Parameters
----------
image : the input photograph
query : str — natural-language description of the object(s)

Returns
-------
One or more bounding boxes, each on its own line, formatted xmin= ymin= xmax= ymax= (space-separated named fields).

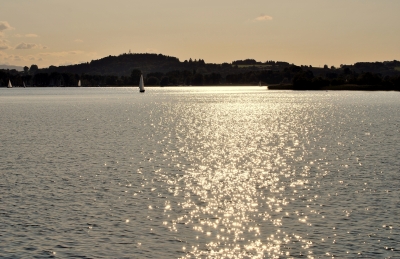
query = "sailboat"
xmin=139 ymin=74 xmax=145 ymax=93
xmin=7 ymin=80 xmax=12 ymax=88
xmin=78 ymin=80 xmax=81 ymax=87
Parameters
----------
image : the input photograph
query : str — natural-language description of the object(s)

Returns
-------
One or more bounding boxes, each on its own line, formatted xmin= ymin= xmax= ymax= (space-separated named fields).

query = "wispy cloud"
xmin=2 ymin=49 xmax=97 ymax=66
xmin=0 ymin=51 xmax=10 ymax=61
xmin=15 ymin=42 xmax=47 ymax=49
xmin=0 ymin=52 xmax=42 ymax=63
xmin=16 ymin=42 xmax=38 ymax=49
xmin=0 ymin=39 xmax=10 ymax=49
xmin=13 ymin=55 xmax=22 ymax=61
xmin=26 ymin=34 xmax=38 ymax=38
xmin=39 ymin=50 xmax=84 ymax=57
xmin=254 ymin=14 xmax=273 ymax=22
xmin=0 ymin=21 xmax=13 ymax=32
xmin=1 ymin=53 xmax=22 ymax=62
xmin=0 ymin=21 xmax=14 ymax=37
xmin=15 ymin=33 xmax=39 ymax=38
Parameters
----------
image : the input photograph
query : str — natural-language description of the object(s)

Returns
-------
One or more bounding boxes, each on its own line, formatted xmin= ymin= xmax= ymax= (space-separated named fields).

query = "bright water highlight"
xmin=0 ymin=87 xmax=399 ymax=258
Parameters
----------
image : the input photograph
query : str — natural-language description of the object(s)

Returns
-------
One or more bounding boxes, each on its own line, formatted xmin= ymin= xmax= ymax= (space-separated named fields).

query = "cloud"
xmin=15 ymin=42 xmax=47 ymax=49
xmin=0 ymin=44 xmax=8 ymax=50
xmin=0 ymin=39 xmax=10 ymax=49
xmin=0 ymin=52 xmax=37 ymax=63
xmin=8 ymin=50 xmax=98 ymax=66
xmin=13 ymin=55 xmax=22 ymax=61
xmin=16 ymin=42 xmax=38 ymax=49
xmin=14 ymin=33 xmax=39 ymax=38
xmin=39 ymin=50 xmax=83 ymax=57
xmin=0 ymin=21 xmax=13 ymax=32
xmin=26 ymin=34 xmax=39 ymax=38
xmin=0 ymin=21 xmax=14 ymax=37
xmin=254 ymin=14 xmax=273 ymax=21
xmin=0 ymin=53 xmax=22 ymax=62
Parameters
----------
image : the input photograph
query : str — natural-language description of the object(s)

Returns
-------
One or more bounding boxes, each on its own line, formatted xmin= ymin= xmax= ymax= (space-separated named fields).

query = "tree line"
xmin=1 ymin=54 xmax=400 ymax=90
xmin=291 ymin=65 xmax=400 ymax=90
xmin=1 ymin=65 xmax=400 ymax=90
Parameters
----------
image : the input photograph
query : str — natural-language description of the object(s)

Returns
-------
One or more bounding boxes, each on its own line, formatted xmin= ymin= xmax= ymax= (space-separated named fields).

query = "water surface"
xmin=1 ymin=87 xmax=399 ymax=258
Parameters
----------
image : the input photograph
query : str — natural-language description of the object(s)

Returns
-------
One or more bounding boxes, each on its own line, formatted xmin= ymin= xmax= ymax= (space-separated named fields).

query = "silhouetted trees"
xmin=146 ymin=76 xmax=160 ymax=86
xmin=131 ymin=69 xmax=142 ymax=85
xmin=1 ymin=55 xmax=400 ymax=90
xmin=29 ymin=64 xmax=39 ymax=75
xmin=160 ymin=76 xmax=169 ymax=86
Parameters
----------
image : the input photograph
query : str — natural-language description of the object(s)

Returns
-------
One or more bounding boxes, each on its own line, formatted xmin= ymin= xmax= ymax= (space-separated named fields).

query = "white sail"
xmin=139 ymin=74 xmax=145 ymax=92
xmin=8 ymin=80 xmax=12 ymax=88
xmin=78 ymin=80 xmax=81 ymax=87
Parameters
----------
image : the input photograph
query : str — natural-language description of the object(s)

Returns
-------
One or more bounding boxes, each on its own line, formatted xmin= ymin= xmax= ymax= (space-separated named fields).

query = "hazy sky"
xmin=1 ymin=0 xmax=399 ymax=68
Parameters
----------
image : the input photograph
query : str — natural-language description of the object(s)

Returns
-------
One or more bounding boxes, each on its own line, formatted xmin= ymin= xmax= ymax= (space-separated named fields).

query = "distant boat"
xmin=139 ymin=74 xmax=145 ymax=93
xmin=7 ymin=80 xmax=12 ymax=88
xmin=78 ymin=80 xmax=81 ymax=87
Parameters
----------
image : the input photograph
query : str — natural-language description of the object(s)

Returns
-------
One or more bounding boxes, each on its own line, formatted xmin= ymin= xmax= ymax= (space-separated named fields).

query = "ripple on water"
xmin=0 ymin=88 xmax=399 ymax=258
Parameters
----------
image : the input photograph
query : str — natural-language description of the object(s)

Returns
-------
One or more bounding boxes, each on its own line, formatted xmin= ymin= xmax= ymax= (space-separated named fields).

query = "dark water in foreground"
xmin=0 ymin=87 xmax=399 ymax=258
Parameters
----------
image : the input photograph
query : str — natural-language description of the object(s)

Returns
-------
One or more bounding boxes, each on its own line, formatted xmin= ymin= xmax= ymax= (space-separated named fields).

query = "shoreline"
xmin=2 ymin=84 xmax=399 ymax=91
xmin=267 ymin=84 xmax=400 ymax=91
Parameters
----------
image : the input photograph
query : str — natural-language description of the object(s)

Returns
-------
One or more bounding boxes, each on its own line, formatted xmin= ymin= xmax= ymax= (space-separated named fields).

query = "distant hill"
xmin=38 ymin=53 xmax=292 ymax=78
xmin=41 ymin=52 xmax=399 ymax=79
xmin=0 ymin=65 xmax=24 ymax=71
xmin=348 ymin=60 xmax=400 ymax=76
xmin=43 ymin=53 xmax=192 ymax=76
xmin=1 ymin=53 xmax=399 ymax=89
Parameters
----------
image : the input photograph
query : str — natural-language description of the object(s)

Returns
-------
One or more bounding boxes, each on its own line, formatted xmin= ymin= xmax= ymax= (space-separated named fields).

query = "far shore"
xmin=2 ymin=84 xmax=399 ymax=91
xmin=267 ymin=84 xmax=400 ymax=91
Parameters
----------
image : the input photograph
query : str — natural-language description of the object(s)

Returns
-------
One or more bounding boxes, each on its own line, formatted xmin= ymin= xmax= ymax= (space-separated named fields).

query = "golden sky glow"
xmin=1 ymin=0 xmax=400 ymax=68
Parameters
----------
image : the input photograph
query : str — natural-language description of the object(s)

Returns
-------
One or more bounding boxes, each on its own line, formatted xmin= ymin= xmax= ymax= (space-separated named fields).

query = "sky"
xmin=0 ymin=0 xmax=400 ymax=68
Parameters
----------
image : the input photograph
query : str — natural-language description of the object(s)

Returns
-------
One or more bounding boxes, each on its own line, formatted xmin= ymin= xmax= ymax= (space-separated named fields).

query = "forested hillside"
xmin=1 ymin=53 xmax=400 ymax=90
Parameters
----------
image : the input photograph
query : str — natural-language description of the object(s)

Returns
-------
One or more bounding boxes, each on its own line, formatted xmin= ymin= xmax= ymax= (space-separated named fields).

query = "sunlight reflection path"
xmin=161 ymin=95 xmax=318 ymax=258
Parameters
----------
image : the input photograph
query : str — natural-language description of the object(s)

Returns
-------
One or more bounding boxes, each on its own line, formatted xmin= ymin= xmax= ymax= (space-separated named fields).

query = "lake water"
xmin=0 ymin=87 xmax=399 ymax=258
